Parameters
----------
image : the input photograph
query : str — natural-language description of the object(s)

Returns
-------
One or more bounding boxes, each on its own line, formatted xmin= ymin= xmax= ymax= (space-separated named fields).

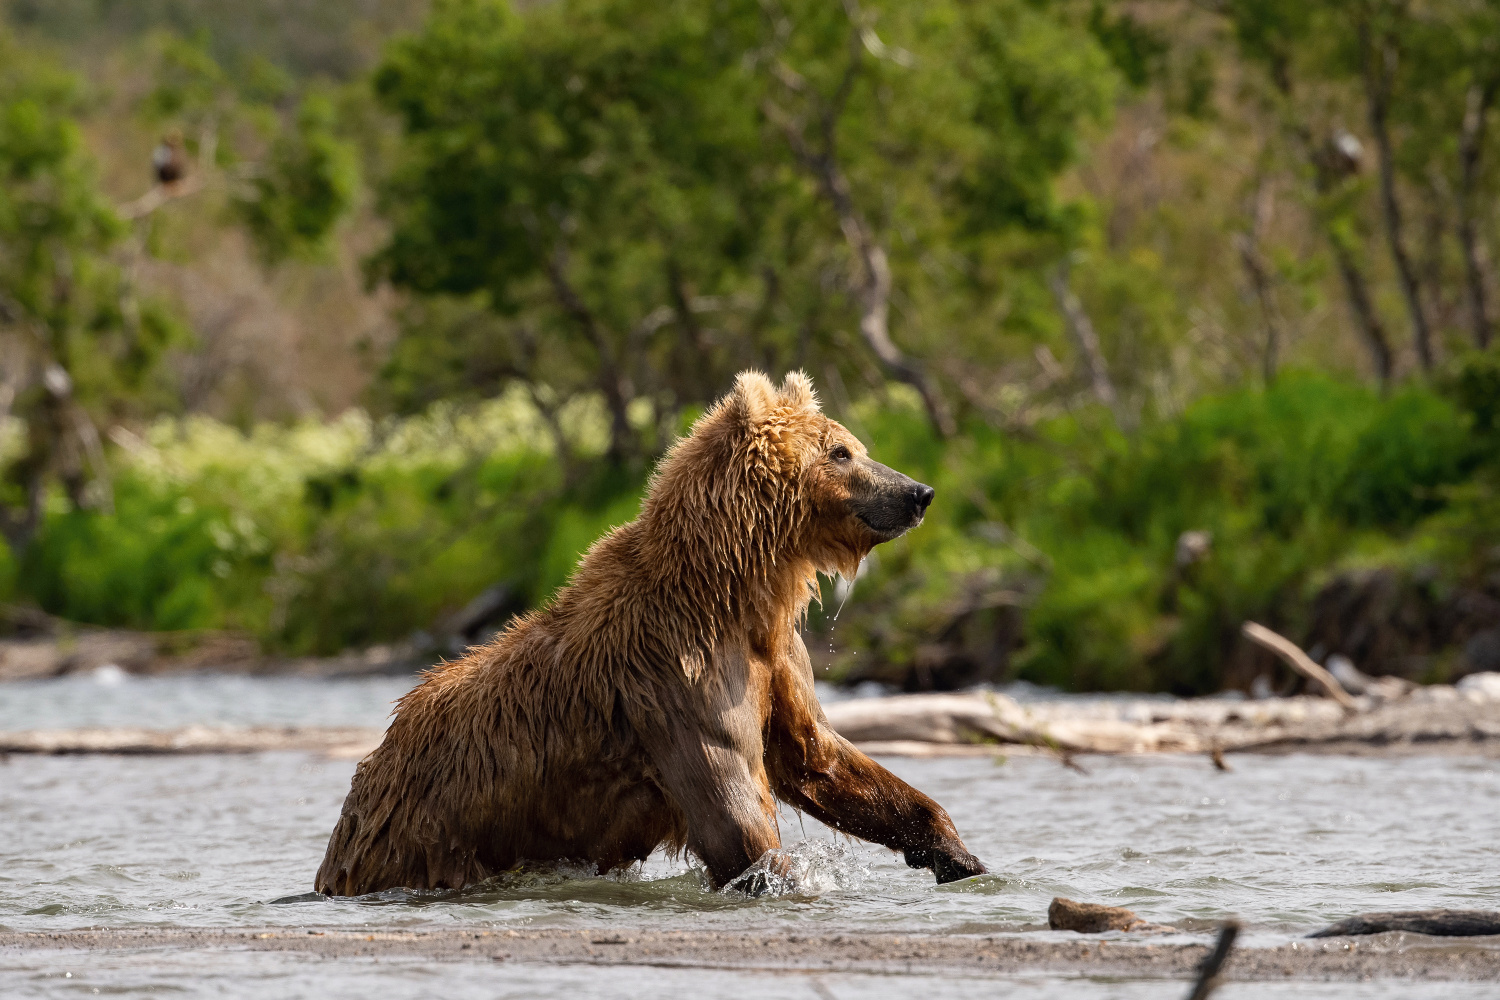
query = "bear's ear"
xmin=727 ymin=370 xmax=778 ymax=428
xmin=778 ymin=370 xmax=819 ymax=413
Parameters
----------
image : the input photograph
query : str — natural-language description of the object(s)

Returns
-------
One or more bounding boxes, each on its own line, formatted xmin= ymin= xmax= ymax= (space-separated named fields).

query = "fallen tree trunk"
xmin=824 ymin=681 xmax=1500 ymax=756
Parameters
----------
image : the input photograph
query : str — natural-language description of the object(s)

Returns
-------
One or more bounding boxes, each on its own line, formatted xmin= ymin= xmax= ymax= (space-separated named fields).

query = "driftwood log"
xmin=3 ymin=680 xmax=1499 ymax=758
xmin=0 ymin=726 xmax=380 ymax=758
xmin=1309 ymin=910 xmax=1500 ymax=938
xmin=823 ymin=681 xmax=1500 ymax=757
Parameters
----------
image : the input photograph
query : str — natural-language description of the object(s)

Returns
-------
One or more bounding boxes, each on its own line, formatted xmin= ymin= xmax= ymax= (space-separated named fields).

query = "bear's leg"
xmin=767 ymin=726 xmax=986 ymax=884
xmin=769 ymin=633 xmax=986 ymax=884
xmin=645 ymin=735 xmax=782 ymax=889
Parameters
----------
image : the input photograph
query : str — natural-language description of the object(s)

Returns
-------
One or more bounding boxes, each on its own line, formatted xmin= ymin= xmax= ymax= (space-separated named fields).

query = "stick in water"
xmin=1185 ymin=920 xmax=1240 ymax=1000
xmin=1241 ymin=622 xmax=1358 ymax=712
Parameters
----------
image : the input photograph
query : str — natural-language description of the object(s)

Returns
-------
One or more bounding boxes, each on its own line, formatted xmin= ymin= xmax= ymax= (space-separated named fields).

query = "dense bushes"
xmin=3 ymin=363 xmax=1497 ymax=689
xmin=812 ymin=365 xmax=1494 ymax=694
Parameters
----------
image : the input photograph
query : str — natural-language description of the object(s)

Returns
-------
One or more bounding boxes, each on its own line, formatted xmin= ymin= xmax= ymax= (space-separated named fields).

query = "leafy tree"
xmin=372 ymin=0 xmax=1119 ymax=456
xmin=0 ymin=32 xmax=182 ymax=555
xmin=1220 ymin=0 xmax=1500 ymax=382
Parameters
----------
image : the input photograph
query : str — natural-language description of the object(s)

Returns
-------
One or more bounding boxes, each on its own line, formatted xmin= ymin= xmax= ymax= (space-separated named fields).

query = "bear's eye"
xmin=830 ymin=445 xmax=852 ymax=463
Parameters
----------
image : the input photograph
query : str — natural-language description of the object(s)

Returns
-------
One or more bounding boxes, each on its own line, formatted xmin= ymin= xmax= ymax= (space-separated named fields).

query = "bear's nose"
xmin=913 ymin=483 xmax=935 ymax=514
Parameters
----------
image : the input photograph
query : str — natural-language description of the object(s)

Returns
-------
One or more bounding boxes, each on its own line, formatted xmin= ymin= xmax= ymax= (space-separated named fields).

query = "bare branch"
xmin=1049 ymin=261 xmax=1125 ymax=426
xmin=1185 ymin=921 xmax=1241 ymax=1000
xmin=1235 ymin=176 xmax=1285 ymax=384
xmin=1263 ymin=40 xmax=1395 ymax=388
xmin=541 ymin=245 xmax=634 ymax=460
xmin=762 ymin=95 xmax=955 ymax=435
xmin=1241 ymin=621 xmax=1358 ymax=713
xmin=117 ymin=176 xmax=205 ymax=221
xmin=1330 ymin=239 xmax=1395 ymax=387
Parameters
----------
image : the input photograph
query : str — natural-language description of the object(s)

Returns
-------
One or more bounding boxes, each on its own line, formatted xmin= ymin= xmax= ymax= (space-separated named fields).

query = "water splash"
xmin=722 ymin=840 xmax=869 ymax=898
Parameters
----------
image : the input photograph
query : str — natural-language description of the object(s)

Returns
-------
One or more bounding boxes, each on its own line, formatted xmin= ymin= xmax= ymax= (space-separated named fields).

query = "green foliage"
xmin=144 ymin=30 xmax=233 ymax=126
xmin=1087 ymin=1 xmax=1168 ymax=91
xmin=1443 ymin=347 xmax=1500 ymax=445
xmin=7 ymin=368 xmax=1500 ymax=683
xmin=6 ymin=0 xmax=1500 ymax=693
xmin=0 ymin=37 xmax=120 ymax=319
xmin=235 ymin=92 xmax=360 ymax=261
xmin=1335 ymin=390 xmax=1472 ymax=528
xmin=814 ymin=372 xmax=1500 ymax=694
xmin=138 ymin=32 xmax=362 ymax=263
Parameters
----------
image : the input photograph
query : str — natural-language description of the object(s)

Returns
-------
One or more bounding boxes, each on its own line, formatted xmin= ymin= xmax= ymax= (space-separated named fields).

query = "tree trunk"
xmin=1362 ymin=24 xmax=1433 ymax=370
xmin=1265 ymin=56 xmax=1396 ymax=389
xmin=544 ymin=249 xmax=634 ymax=462
xmin=1331 ymin=238 xmax=1396 ymax=387
xmin=1458 ymin=82 xmax=1495 ymax=349
xmin=0 ymin=467 xmax=44 ymax=558
xmin=798 ymin=140 xmax=954 ymax=436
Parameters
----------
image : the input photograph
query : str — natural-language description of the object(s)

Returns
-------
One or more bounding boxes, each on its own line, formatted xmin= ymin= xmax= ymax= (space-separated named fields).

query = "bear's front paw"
xmin=902 ymin=845 xmax=987 ymax=884
xmin=931 ymin=848 xmax=986 ymax=884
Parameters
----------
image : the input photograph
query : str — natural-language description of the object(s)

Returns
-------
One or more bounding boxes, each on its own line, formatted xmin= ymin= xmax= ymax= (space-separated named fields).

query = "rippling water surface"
xmin=2 ymin=673 xmax=1498 ymax=998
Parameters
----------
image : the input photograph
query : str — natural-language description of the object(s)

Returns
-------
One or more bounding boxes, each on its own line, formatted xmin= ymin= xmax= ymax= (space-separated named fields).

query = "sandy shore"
xmin=5 ymin=926 xmax=1499 ymax=981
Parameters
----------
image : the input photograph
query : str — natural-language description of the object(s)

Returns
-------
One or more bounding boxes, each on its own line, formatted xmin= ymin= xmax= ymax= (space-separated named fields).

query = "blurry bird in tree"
xmin=152 ymin=131 xmax=188 ymax=187
xmin=1315 ymin=127 xmax=1364 ymax=183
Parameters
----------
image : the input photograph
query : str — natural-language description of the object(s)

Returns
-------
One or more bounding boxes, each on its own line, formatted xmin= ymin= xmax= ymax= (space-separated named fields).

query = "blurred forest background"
xmin=2 ymin=0 xmax=1499 ymax=694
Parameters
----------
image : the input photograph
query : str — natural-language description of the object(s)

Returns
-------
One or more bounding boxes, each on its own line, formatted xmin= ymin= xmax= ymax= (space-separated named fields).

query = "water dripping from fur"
xmin=826 ymin=557 xmax=868 ymax=656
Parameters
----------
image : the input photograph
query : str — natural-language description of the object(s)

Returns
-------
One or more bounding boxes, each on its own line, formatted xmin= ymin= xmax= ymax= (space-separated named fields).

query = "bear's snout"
xmin=849 ymin=462 xmax=935 ymax=538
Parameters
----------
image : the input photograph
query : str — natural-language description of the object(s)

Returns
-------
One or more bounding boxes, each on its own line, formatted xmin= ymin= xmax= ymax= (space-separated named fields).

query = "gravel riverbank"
xmin=6 ymin=926 xmax=1500 ymax=982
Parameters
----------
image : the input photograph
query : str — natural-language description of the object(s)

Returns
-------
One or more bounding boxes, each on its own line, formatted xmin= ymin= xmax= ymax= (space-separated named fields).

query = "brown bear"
xmin=315 ymin=371 xmax=986 ymax=895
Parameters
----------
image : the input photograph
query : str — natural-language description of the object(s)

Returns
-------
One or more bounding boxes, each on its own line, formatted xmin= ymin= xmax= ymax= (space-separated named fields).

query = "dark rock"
xmin=1300 ymin=569 xmax=1500 ymax=684
xmin=1309 ymin=909 xmax=1500 ymax=938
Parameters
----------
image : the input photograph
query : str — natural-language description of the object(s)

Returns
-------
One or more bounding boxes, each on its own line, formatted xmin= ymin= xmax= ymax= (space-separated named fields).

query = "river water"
xmin=2 ymin=673 xmax=1498 ymax=998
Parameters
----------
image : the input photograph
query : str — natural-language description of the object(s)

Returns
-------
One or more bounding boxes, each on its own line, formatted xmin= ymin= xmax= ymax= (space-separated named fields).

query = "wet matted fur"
xmin=315 ymin=371 xmax=986 ymax=895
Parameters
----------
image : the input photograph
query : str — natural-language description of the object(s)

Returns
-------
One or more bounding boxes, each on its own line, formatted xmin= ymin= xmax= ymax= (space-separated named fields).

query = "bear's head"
xmin=641 ymin=371 xmax=934 ymax=600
